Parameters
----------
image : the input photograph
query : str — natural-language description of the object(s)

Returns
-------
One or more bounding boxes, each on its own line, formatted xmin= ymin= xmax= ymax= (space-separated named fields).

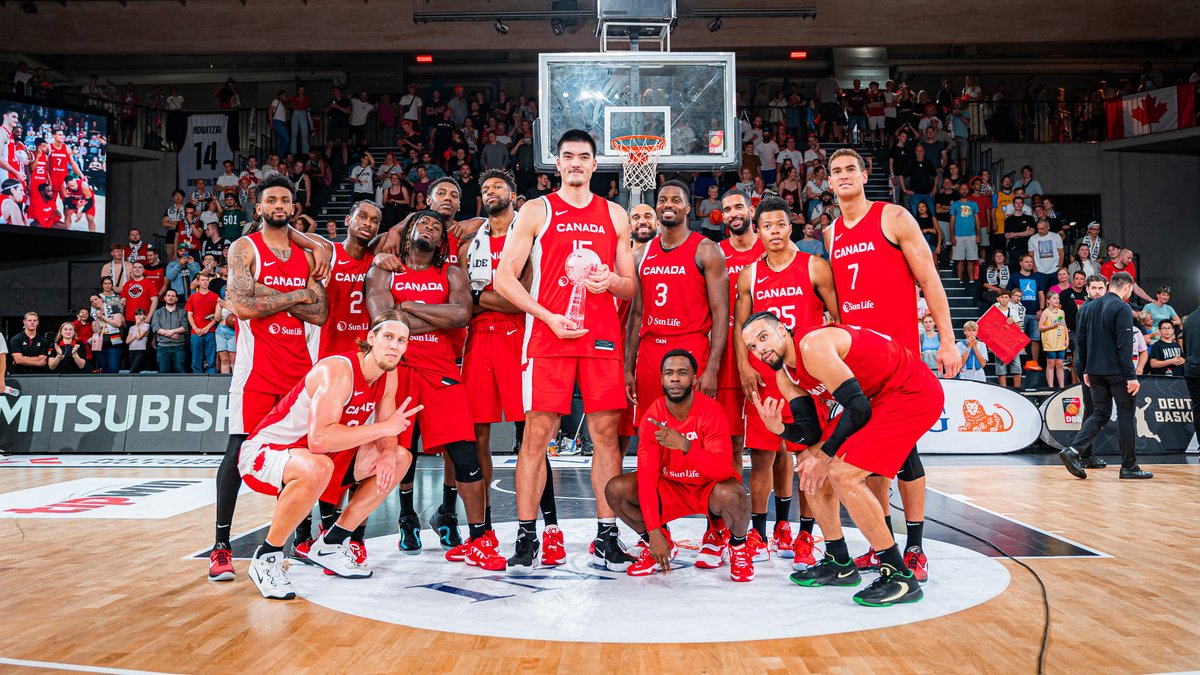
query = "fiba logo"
xmin=268 ymin=323 xmax=280 ymax=335
xmin=337 ymin=321 xmax=347 ymax=331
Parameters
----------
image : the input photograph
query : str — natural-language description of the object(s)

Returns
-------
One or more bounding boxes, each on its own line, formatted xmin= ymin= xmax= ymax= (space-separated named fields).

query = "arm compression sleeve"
xmin=822 ymin=378 xmax=872 ymax=457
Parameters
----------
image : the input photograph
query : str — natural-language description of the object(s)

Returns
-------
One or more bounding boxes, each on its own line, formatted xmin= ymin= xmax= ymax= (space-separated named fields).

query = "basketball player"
xmin=208 ymin=174 xmax=329 ymax=582
xmin=63 ymin=177 xmax=97 ymax=232
xmin=734 ymin=196 xmax=838 ymax=564
xmin=605 ymin=349 xmax=754 ymax=582
xmin=239 ymin=311 xmax=421 ymax=599
xmin=28 ymin=183 xmax=62 ymax=229
xmin=48 ymin=129 xmax=84 ymax=201
xmin=457 ymin=169 xmax=567 ymax=566
xmin=824 ymin=148 xmax=960 ymax=582
xmin=743 ymin=314 xmax=943 ymax=606
xmin=25 ymin=138 xmax=50 ymax=221
xmin=0 ymin=179 xmax=26 ymax=226
xmin=493 ymin=129 xmax=637 ymax=573
xmin=290 ymin=199 xmax=380 ymax=559
xmin=625 ymin=180 xmax=728 ymax=427
xmin=0 ymin=111 xmax=24 ymax=190
xmin=364 ymin=210 xmax=506 ymax=571
xmin=617 ymin=203 xmax=660 ymax=446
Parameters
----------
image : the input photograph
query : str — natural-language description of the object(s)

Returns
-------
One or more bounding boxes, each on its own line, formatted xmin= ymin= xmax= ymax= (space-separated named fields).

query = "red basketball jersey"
xmin=469 ymin=231 xmax=523 ymax=332
xmin=0 ymin=127 xmax=19 ymax=181
xmin=48 ymin=143 xmax=70 ymax=180
xmin=716 ymin=238 xmax=764 ymax=389
xmin=30 ymin=154 xmax=49 ymax=190
xmin=829 ymin=201 xmax=919 ymax=353
xmin=525 ymin=192 xmax=622 ymax=360
xmin=783 ymin=324 xmax=929 ymax=402
xmin=319 ymin=242 xmax=375 ymax=358
xmin=231 ymin=232 xmax=317 ymax=396
xmin=747 ymin=250 xmax=827 ymax=391
xmin=389 ymin=262 xmax=460 ymax=381
xmin=638 ymin=231 xmax=711 ymax=339
xmin=248 ymin=352 xmax=386 ymax=446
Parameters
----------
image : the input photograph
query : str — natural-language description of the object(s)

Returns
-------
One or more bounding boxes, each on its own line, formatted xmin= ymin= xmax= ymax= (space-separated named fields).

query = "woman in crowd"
xmin=126 ymin=309 xmax=150 ymax=373
xmin=776 ymin=164 xmax=804 ymax=210
xmin=914 ymin=200 xmax=942 ymax=261
xmin=289 ymin=160 xmax=311 ymax=214
xmin=1067 ymin=242 xmax=1101 ymax=278
xmin=382 ymin=173 xmax=412 ymax=228
xmin=1048 ymin=267 xmax=1071 ymax=295
xmin=89 ymin=292 xmax=125 ymax=374
xmin=982 ymin=249 xmax=1011 ymax=306
xmin=919 ymin=314 xmax=941 ymax=371
xmin=48 ymin=321 xmax=88 ymax=374
xmin=70 ymin=306 xmax=95 ymax=372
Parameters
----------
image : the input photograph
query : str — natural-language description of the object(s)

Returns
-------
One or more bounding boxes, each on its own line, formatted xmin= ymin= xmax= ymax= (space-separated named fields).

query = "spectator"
xmin=802 ymin=134 xmax=827 ymax=167
xmin=992 ymin=174 xmax=1015 ymax=237
xmin=268 ymin=90 xmax=290 ymax=158
xmin=1040 ymin=292 xmax=1069 ymax=388
xmin=99 ymin=276 xmax=121 ymax=313
xmin=1028 ymin=218 xmax=1064 ymax=275
xmin=1145 ymin=286 xmax=1182 ymax=329
xmin=1101 ymin=248 xmax=1154 ymax=303
xmin=349 ymin=152 xmax=375 ymax=202
xmin=966 ymin=178 xmax=994 ymax=252
xmin=525 ymin=173 xmax=554 ymax=200
xmin=199 ymin=196 xmax=221 ymax=231
xmin=102 ymin=243 xmax=131 ymax=291
xmin=186 ymin=272 xmax=219 ymax=374
xmin=1007 ymin=253 xmax=1046 ymax=370
xmin=139 ymin=246 xmax=166 ymax=295
xmin=456 ymin=164 xmax=481 ymax=219
xmin=957 ymin=321 xmax=990 ymax=382
xmin=1079 ymin=221 xmax=1107 ymax=262
xmin=125 ymin=228 xmax=149 ymax=264
xmin=382 ymin=173 xmax=412 ymax=227
xmin=151 ymin=289 xmax=188 ymax=373
xmin=1149 ymin=320 xmax=1185 ymax=376
xmin=948 ymin=99 xmax=970 ymax=174
xmin=126 ymin=309 xmax=150 ymax=373
xmin=406 ymin=151 xmax=446 ymax=182
xmin=175 ymin=201 xmax=202 ymax=252
xmin=89 ymin=293 xmax=125 ymax=374
xmin=478 ymin=132 xmax=508 ymax=172
xmin=1133 ymin=320 xmax=1150 ymax=375
xmin=1048 ymin=267 xmax=1072 ymax=296
xmin=119 ymin=261 xmax=159 ymax=324
xmin=776 ymin=136 xmax=804 ymax=173
xmin=755 ymin=130 xmax=780 ymax=186
xmin=796 ymin=222 xmax=827 ymax=258
xmin=915 ymin=201 xmax=943 ymax=262
xmin=349 ymin=90 xmax=375 ymax=148
xmin=47 ymin=321 xmax=88 ymax=374
xmin=919 ymin=125 xmax=948 ymax=172
xmin=1067 ymin=241 xmax=1102 ymax=278
xmin=165 ymin=244 xmax=200 ymax=298
xmin=919 ymin=314 xmax=940 ymax=371
xmin=1137 ymin=310 xmax=1161 ymax=344
xmin=376 ymin=152 xmax=402 ymax=183
xmin=1014 ymin=165 xmax=1043 ymax=196
xmin=992 ymin=289 xmax=1026 ymax=388
xmin=199 ymin=222 xmax=230 ymax=264
xmin=325 ymin=86 xmax=352 ymax=167
xmin=1003 ymin=196 xmax=1036 ymax=262
xmin=398 ymin=83 xmax=424 ymax=130
xmin=189 ymin=178 xmax=213 ymax=210
xmin=289 ymin=84 xmax=311 ymax=155
xmin=215 ymin=160 xmax=239 ymax=199
xmin=949 ymin=184 xmax=981 ymax=284
xmin=900 ymin=144 xmax=937 ymax=217
xmin=981 ymin=249 xmax=1011 ymax=306
xmin=69 ymin=307 xmax=95 ymax=371
xmin=448 ymin=86 xmax=469 ymax=126
xmin=933 ymin=177 xmax=956 ymax=247
xmin=8 ymin=312 xmax=49 ymax=374
xmin=815 ymin=72 xmax=842 ymax=141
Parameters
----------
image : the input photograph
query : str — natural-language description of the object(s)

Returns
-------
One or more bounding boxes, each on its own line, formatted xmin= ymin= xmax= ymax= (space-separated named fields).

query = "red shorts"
xmin=229 ymin=389 xmax=287 ymax=436
xmin=634 ymin=333 xmax=710 ymax=428
xmin=716 ymin=387 xmax=746 ymax=436
xmin=743 ymin=359 xmax=799 ymax=452
xmin=396 ymin=365 xmax=476 ymax=450
xmin=462 ymin=323 xmax=525 ymax=424
xmin=836 ymin=379 xmax=943 ymax=478
xmin=522 ymin=355 xmax=625 ymax=415
xmin=618 ymin=404 xmax=637 ymax=437
xmin=654 ymin=478 xmax=721 ymax=525
xmin=319 ymin=448 xmax=358 ymax=504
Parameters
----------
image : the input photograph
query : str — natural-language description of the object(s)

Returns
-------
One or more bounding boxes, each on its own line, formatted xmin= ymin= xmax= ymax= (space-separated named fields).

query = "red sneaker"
xmin=328 ymin=539 xmax=370 ymax=575
xmin=772 ymin=521 xmax=794 ymax=559
xmin=904 ymin=546 xmax=929 ymax=583
xmin=694 ymin=528 xmax=727 ymax=569
xmin=626 ymin=546 xmax=660 ymax=577
xmin=729 ymin=545 xmax=755 ymax=582
xmin=540 ymin=525 xmax=566 ymax=567
xmin=791 ymin=530 xmax=819 ymax=570
xmin=853 ymin=549 xmax=880 ymax=571
xmin=291 ymin=538 xmax=314 ymax=563
xmin=465 ymin=535 xmax=507 ymax=571
xmin=746 ymin=528 xmax=770 ymax=563
xmin=208 ymin=545 xmax=235 ymax=581
xmin=445 ymin=541 xmax=469 ymax=563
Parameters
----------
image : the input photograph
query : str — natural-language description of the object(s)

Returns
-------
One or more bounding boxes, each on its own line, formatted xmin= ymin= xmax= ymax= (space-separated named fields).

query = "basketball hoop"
xmin=611 ymin=134 xmax=666 ymax=192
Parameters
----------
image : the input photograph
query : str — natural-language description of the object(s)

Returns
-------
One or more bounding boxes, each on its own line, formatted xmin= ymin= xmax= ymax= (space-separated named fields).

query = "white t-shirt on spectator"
xmin=261 ymin=165 xmax=279 ymax=180
xmin=803 ymin=148 xmax=826 ymax=165
xmin=777 ymin=149 xmax=804 ymax=170
xmin=200 ymin=211 xmax=220 ymax=228
xmin=349 ymin=99 xmax=374 ymax=127
xmin=270 ymin=99 xmax=288 ymax=122
xmin=755 ymin=140 xmax=779 ymax=171
xmin=1028 ymin=232 xmax=1064 ymax=275
xmin=398 ymin=94 xmax=423 ymax=122
xmin=216 ymin=174 xmax=239 ymax=193
xmin=166 ymin=95 xmax=184 ymax=110
xmin=350 ymin=165 xmax=373 ymax=194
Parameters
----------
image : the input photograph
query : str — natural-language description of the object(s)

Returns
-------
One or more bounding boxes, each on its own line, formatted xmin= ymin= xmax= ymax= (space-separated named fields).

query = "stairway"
xmin=936 ymin=264 xmax=983 ymax=335
xmin=313 ymin=145 xmax=409 ymax=238
xmin=818 ymin=141 xmax=892 ymax=203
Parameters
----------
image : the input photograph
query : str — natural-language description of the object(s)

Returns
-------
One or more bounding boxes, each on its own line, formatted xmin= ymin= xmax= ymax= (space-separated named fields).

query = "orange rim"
xmin=611 ymin=134 xmax=666 ymax=154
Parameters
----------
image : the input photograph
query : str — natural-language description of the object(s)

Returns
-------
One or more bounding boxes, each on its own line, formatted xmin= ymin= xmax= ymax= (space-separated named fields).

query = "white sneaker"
xmin=309 ymin=534 xmax=372 ymax=578
xmin=249 ymin=551 xmax=295 ymax=600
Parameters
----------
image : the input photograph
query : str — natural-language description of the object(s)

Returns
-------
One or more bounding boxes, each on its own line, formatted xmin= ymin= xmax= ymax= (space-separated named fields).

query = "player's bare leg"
xmin=508 ymin=411 xmax=557 ymax=573
xmin=747 ymin=449 xmax=775 ymax=557
xmin=261 ymin=451 xmax=333 ymax=555
xmin=586 ymin=410 xmax=620 ymax=519
xmin=474 ymin=423 xmax=494 ymax=523
xmin=854 ymin=474 xmax=892 ymax=571
xmin=770 ymin=450 xmax=796 ymax=557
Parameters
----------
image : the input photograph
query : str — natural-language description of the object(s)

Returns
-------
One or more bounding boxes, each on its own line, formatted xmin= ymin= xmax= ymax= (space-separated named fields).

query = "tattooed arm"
xmin=286 ymin=251 xmax=330 ymax=326
xmin=226 ymin=237 xmax=314 ymax=319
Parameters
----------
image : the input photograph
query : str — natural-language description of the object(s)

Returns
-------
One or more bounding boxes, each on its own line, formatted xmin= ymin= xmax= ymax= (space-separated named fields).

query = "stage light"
xmin=551 ymin=18 xmax=565 ymax=35
xmin=707 ymin=17 xmax=722 ymax=32
xmin=495 ymin=19 xmax=510 ymax=35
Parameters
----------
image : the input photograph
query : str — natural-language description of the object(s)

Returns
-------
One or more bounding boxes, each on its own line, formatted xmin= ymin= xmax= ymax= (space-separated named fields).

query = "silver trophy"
xmin=563 ymin=247 xmax=602 ymax=328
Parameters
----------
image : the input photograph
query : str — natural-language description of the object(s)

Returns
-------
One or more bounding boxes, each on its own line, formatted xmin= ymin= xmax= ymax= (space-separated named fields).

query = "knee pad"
xmin=446 ymin=441 xmax=483 ymax=483
xmin=896 ymin=448 xmax=925 ymax=482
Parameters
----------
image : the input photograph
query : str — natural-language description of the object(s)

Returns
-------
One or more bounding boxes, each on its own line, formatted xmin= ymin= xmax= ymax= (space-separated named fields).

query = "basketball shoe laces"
xmin=213 ymin=547 xmax=232 ymax=568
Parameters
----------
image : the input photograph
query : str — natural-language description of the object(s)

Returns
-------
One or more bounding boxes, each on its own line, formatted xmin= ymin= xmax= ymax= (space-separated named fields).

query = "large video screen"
xmin=0 ymin=97 xmax=108 ymax=235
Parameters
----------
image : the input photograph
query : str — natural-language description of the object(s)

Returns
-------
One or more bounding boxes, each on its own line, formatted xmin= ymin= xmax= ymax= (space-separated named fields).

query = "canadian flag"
xmin=1107 ymin=83 xmax=1197 ymax=140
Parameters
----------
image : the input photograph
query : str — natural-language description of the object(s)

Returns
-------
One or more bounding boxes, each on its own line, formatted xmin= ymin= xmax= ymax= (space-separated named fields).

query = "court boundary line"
xmin=0 ymin=657 xmax=182 ymax=675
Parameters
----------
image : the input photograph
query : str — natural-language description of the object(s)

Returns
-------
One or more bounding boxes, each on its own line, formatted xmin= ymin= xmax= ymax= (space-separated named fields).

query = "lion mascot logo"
xmin=958 ymin=400 xmax=1014 ymax=432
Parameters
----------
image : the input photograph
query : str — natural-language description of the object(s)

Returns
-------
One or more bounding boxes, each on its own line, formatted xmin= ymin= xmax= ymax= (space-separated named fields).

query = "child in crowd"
xmin=956 ymin=320 xmax=990 ymax=382
xmin=1038 ymin=292 xmax=1068 ymax=389
xmin=992 ymin=289 xmax=1025 ymax=388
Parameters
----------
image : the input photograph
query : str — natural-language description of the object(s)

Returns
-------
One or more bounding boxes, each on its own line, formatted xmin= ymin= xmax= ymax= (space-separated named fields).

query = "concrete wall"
xmin=981 ymin=142 xmax=1103 ymax=194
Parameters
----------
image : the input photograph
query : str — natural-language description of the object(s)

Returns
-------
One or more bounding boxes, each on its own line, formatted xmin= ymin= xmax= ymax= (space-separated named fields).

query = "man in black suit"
xmin=1060 ymin=272 xmax=1153 ymax=479
xmin=1183 ymin=305 xmax=1200 ymax=447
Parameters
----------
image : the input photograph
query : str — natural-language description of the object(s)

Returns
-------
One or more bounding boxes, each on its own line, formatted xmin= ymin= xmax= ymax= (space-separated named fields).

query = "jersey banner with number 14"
xmin=177 ymin=113 xmax=233 ymax=194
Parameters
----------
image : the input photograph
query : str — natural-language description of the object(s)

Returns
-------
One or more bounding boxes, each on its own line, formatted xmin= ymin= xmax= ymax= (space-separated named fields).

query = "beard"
xmin=766 ymin=351 xmax=784 ymax=371
xmin=633 ymin=228 xmax=656 ymax=244
xmin=412 ymin=235 xmax=437 ymax=253
xmin=727 ymin=218 xmax=751 ymax=236
xmin=486 ymin=196 xmax=511 ymax=216
xmin=262 ymin=212 xmax=290 ymax=229
xmin=663 ymin=386 xmax=691 ymax=404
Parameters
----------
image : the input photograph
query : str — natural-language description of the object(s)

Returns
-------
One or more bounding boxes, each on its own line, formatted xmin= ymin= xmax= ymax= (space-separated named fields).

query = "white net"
xmin=612 ymin=136 xmax=665 ymax=192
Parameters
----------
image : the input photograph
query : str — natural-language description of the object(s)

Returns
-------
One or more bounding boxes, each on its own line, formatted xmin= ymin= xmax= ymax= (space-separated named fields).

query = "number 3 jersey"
xmin=637 ymin=231 xmax=712 ymax=339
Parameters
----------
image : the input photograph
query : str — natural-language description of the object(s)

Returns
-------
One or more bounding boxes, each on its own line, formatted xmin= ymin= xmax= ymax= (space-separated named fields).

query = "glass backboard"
xmin=536 ymin=52 xmax=738 ymax=172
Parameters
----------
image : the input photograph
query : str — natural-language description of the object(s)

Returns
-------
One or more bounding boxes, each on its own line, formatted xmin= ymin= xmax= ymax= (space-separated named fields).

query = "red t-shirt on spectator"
xmin=72 ymin=319 xmax=94 ymax=358
xmin=142 ymin=262 xmax=166 ymax=292
xmin=120 ymin=278 xmax=158 ymax=322
xmin=184 ymin=290 xmax=220 ymax=334
xmin=1101 ymin=260 xmax=1136 ymax=282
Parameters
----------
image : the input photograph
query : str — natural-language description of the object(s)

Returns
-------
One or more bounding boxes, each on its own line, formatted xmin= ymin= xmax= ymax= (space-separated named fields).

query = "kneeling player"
xmin=743 ymin=313 xmax=942 ymax=606
xmin=605 ymin=349 xmax=754 ymax=582
xmin=238 ymin=311 xmax=420 ymax=599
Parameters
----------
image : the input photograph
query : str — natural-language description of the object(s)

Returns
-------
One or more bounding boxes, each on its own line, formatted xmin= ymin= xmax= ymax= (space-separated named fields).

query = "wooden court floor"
xmin=0 ymin=460 xmax=1197 ymax=674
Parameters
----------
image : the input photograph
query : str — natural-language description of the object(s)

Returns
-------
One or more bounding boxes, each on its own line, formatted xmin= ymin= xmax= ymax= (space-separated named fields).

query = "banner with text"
xmin=1040 ymin=377 xmax=1196 ymax=454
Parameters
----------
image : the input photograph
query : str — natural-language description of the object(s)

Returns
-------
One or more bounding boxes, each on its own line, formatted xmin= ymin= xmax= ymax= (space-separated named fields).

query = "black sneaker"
xmin=852 ymin=563 xmax=923 ymax=607
xmin=592 ymin=535 xmax=638 ymax=572
xmin=430 ymin=505 xmax=462 ymax=550
xmin=789 ymin=556 xmax=862 ymax=587
xmin=1080 ymin=455 xmax=1108 ymax=469
xmin=507 ymin=532 xmax=540 ymax=575
xmin=397 ymin=514 xmax=422 ymax=555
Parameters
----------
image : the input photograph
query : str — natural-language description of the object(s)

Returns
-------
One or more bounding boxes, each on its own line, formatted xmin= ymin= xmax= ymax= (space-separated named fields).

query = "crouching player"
xmin=238 ymin=310 xmax=422 ymax=599
xmin=605 ymin=349 xmax=755 ymax=582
